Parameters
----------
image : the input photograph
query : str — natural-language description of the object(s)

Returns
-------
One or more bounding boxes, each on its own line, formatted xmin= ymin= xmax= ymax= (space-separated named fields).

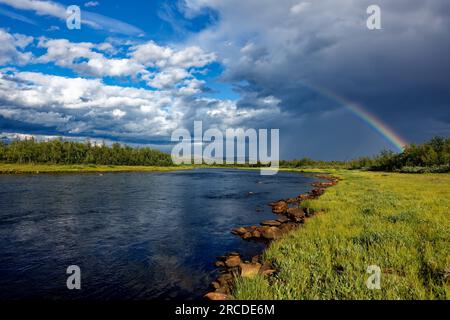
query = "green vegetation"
xmin=281 ymin=136 xmax=450 ymax=173
xmin=234 ymin=170 xmax=450 ymax=300
xmin=0 ymin=163 xmax=191 ymax=174
xmin=0 ymin=139 xmax=173 ymax=166
xmin=1 ymin=136 xmax=448 ymax=173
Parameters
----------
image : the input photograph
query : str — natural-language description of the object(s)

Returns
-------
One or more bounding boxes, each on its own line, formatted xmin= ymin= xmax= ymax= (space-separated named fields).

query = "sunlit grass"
xmin=234 ymin=170 xmax=450 ymax=300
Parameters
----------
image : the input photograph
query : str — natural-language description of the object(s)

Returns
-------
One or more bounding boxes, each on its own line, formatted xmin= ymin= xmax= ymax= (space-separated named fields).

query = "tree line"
xmin=280 ymin=136 xmax=450 ymax=173
xmin=0 ymin=136 xmax=448 ymax=172
xmin=0 ymin=139 xmax=173 ymax=166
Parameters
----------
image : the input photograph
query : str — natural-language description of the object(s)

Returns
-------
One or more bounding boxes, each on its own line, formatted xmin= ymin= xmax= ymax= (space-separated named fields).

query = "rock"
xmin=217 ymin=273 xmax=233 ymax=287
xmin=225 ymin=255 xmax=242 ymax=268
xmin=286 ymin=198 xmax=298 ymax=204
xmin=242 ymin=232 xmax=253 ymax=240
xmin=276 ymin=216 xmax=290 ymax=223
xmin=259 ymin=261 xmax=275 ymax=275
xmin=310 ymin=188 xmax=325 ymax=197
xmin=286 ymin=208 xmax=305 ymax=222
xmin=279 ymin=222 xmax=299 ymax=233
xmin=251 ymin=255 xmax=261 ymax=264
xmin=260 ymin=269 xmax=276 ymax=276
xmin=229 ymin=252 xmax=240 ymax=256
xmin=262 ymin=226 xmax=282 ymax=240
xmin=204 ymin=292 xmax=229 ymax=300
xmin=251 ymin=230 xmax=261 ymax=238
xmin=270 ymin=200 xmax=288 ymax=214
xmin=231 ymin=227 xmax=248 ymax=235
xmin=312 ymin=182 xmax=335 ymax=188
xmin=239 ymin=263 xmax=262 ymax=278
xmin=211 ymin=281 xmax=221 ymax=290
xmin=214 ymin=261 xmax=225 ymax=267
xmin=260 ymin=220 xmax=282 ymax=227
xmin=217 ymin=287 xmax=231 ymax=295
xmin=298 ymin=194 xmax=312 ymax=201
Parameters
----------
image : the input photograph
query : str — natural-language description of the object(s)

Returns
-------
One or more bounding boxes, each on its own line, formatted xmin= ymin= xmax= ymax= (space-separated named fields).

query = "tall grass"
xmin=233 ymin=170 xmax=450 ymax=300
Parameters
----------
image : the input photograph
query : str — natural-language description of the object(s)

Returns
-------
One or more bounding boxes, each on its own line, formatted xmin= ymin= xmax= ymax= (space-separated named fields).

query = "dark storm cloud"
xmin=185 ymin=0 xmax=450 ymax=158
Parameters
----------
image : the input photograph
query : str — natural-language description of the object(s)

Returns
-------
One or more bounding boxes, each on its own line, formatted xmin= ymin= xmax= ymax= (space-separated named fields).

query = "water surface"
xmin=0 ymin=169 xmax=315 ymax=300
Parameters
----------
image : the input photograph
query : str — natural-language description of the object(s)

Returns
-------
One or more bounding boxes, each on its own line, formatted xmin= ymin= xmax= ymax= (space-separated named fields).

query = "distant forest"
xmin=0 ymin=139 xmax=173 ymax=166
xmin=0 ymin=136 xmax=449 ymax=172
xmin=280 ymin=136 xmax=450 ymax=173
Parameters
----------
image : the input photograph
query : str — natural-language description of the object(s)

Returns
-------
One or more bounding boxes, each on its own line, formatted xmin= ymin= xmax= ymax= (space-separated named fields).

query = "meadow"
xmin=234 ymin=170 xmax=450 ymax=300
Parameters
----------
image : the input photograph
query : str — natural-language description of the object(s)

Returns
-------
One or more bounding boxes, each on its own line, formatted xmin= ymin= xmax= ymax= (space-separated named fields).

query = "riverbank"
xmin=204 ymin=173 xmax=338 ymax=300
xmin=0 ymin=163 xmax=193 ymax=174
xmin=233 ymin=170 xmax=450 ymax=300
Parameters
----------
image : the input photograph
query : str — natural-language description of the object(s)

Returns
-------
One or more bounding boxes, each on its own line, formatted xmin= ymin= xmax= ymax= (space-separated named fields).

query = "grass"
xmin=233 ymin=170 xmax=450 ymax=300
xmin=0 ymin=163 xmax=193 ymax=173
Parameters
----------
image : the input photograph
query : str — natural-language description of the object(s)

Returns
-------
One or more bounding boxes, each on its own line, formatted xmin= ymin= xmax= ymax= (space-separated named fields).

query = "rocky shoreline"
xmin=204 ymin=174 xmax=340 ymax=300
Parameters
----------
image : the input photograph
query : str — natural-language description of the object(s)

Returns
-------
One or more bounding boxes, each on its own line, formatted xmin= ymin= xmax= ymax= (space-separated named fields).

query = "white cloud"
xmin=0 ymin=0 xmax=65 ymax=18
xmin=0 ymin=70 xmax=279 ymax=141
xmin=37 ymin=38 xmax=144 ymax=78
xmin=145 ymin=68 xmax=190 ymax=89
xmin=84 ymin=1 xmax=99 ymax=7
xmin=35 ymin=37 xmax=216 ymax=90
xmin=130 ymin=41 xmax=216 ymax=69
xmin=0 ymin=7 xmax=39 ymax=25
xmin=0 ymin=29 xmax=33 ymax=65
xmin=112 ymin=108 xmax=126 ymax=118
xmin=290 ymin=2 xmax=310 ymax=15
xmin=0 ymin=0 xmax=143 ymax=36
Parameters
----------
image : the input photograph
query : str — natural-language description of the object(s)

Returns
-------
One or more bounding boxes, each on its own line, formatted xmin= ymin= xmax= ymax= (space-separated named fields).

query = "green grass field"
xmin=0 ymin=163 xmax=192 ymax=173
xmin=234 ymin=170 xmax=450 ymax=300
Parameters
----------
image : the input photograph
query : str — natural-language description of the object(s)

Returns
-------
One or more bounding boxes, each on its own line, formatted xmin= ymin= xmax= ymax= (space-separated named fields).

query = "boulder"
xmin=298 ymin=194 xmax=312 ymax=201
xmin=262 ymin=226 xmax=282 ymax=240
xmin=217 ymin=273 xmax=233 ymax=287
xmin=260 ymin=269 xmax=276 ymax=276
xmin=259 ymin=261 xmax=275 ymax=276
xmin=214 ymin=261 xmax=225 ymax=267
xmin=211 ymin=281 xmax=221 ymax=290
xmin=251 ymin=255 xmax=261 ymax=264
xmin=239 ymin=263 xmax=262 ymax=278
xmin=276 ymin=216 xmax=290 ymax=223
xmin=279 ymin=222 xmax=299 ymax=233
xmin=242 ymin=232 xmax=253 ymax=240
xmin=231 ymin=227 xmax=248 ymax=235
xmin=251 ymin=230 xmax=261 ymax=238
xmin=286 ymin=208 xmax=305 ymax=222
xmin=204 ymin=292 xmax=229 ymax=300
xmin=286 ymin=198 xmax=299 ymax=204
xmin=225 ymin=255 xmax=242 ymax=268
xmin=260 ymin=220 xmax=282 ymax=227
xmin=270 ymin=200 xmax=288 ymax=214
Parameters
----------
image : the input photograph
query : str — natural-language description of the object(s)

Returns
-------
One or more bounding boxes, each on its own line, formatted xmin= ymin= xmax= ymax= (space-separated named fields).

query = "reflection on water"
xmin=0 ymin=169 xmax=315 ymax=300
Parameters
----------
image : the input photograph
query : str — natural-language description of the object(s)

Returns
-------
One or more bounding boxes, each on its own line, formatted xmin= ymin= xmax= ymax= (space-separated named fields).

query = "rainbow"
xmin=302 ymin=83 xmax=408 ymax=152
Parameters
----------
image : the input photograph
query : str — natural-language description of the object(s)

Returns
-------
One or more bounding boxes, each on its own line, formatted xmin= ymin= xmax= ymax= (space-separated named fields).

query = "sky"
xmin=0 ymin=0 xmax=449 ymax=160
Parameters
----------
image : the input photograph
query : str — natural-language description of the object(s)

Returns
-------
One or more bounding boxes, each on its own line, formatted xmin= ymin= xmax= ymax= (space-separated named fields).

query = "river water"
xmin=0 ymin=168 xmax=316 ymax=300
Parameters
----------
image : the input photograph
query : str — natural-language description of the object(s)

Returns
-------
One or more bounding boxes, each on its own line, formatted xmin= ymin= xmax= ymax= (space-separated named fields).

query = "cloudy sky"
xmin=0 ymin=0 xmax=449 ymax=160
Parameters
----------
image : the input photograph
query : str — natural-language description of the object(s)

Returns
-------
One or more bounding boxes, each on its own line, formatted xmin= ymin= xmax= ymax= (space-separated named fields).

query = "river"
xmin=0 ymin=168 xmax=316 ymax=300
